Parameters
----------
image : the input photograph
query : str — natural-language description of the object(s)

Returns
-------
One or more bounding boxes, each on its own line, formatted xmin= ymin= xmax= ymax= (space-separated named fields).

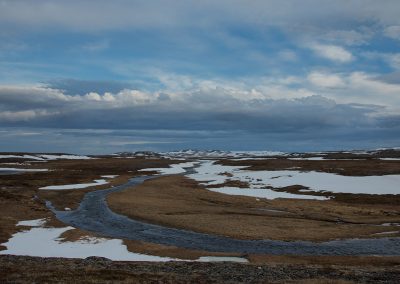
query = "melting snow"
xmin=0 ymin=167 xmax=48 ymax=172
xmin=40 ymin=179 xmax=108 ymax=190
xmin=1 ymin=219 xmax=248 ymax=262
xmin=139 ymin=161 xmax=198 ymax=175
xmin=0 ymin=154 xmax=93 ymax=161
xmin=187 ymin=160 xmax=400 ymax=199
xmin=0 ymin=219 xmax=175 ymax=261
xmin=197 ymin=256 xmax=248 ymax=263
xmin=17 ymin=218 xmax=47 ymax=227
xmin=101 ymin=175 xmax=119 ymax=178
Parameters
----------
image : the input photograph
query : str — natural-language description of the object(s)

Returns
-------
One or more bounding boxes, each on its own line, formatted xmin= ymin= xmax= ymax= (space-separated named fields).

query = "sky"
xmin=0 ymin=0 xmax=400 ymax=154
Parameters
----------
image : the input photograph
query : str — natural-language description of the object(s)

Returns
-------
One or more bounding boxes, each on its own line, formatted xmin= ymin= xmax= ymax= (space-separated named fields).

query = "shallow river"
xmin=48 ymin=174 xmax=400 ymax=256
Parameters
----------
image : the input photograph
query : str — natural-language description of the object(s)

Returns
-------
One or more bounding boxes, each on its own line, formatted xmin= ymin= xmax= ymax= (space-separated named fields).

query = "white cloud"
xmin=308 ymin=43 xmax=354 ymax=63
xmin=386 ymin=53 xmax=400 ymax=70
xmin=308 ymin=71 xmax=345 ymax=88
xmin=384 ymin=25 xmax=400 ymax=40
xmin=2 ymin=70 xmax=400 ymax=122
xmin=322 ymin=29 xmax=372 ymax=46
xmin=362 ymin=52 xmax=400 ymax=70
xmin=0 ymin=110 xmax=55 ymax=121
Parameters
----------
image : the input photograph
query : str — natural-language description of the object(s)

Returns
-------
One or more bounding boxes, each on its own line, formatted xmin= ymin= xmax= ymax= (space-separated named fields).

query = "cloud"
xmin=320 ymin=29 xmax=372 ymax=46
xmin=384 ymin=25 xmax=400 ymax=40
xmin=0 ymin=110 xmax=54 ymax=121
xmin=1 ymin=1 xmax=400 ymax=33
xmin=308 ymin=43 xmax=354 ymax=63
xmin=308 ymin=71 xmax=345 ymax=88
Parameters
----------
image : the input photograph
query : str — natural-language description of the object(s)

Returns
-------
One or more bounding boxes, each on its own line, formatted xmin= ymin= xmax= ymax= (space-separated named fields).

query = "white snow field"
xmin=40 ymin=179 xmax=109 ymax=190
xmin=186 ymin=160 xmax=400 ymax=199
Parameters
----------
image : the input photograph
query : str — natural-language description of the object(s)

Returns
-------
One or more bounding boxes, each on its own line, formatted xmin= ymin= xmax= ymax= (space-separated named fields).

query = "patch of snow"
xmin=288 ymin=157 xmax=325 ymax=160
xmin=0 ymin=154 xmax=93 ymax=161
xmin=208 ymin=187 xmax=328 ymax=201
xmin=187 ymin=160 xmax=400 ymax=198
xmin=380 ymin=158 xmax=400 ymax=161
xmin=3 ymin=219 xmax=248 ymax=263
xmin=17 ymin=218 xmax=47 ymax=227
xmin=160 ymin=150 xmax=287 ymax=159
xmin=39 ymin=154 xmax=93 ymax=160
xmin=101 ymin=175 xmax=119 ymax=179
xmin=0 ymin=167 xmax=48 ymax=172
xmin=197 ymin=256 xmax=248 ymax=263
xmin=373 ymin=231 xmax=399 ymax=235
xmin=0 ymin=226 xmax=175 ymax=261
xmin=40 ymin=179 xmax=108 ymax=190
xmin=0 ymin=154 xmax=44 ymax=160
xmin=139 ymin=161 xmax=198 ymax=175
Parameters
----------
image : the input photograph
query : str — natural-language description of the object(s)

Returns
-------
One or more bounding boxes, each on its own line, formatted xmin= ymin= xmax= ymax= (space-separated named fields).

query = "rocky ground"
xmin=1 ymin=255 xmax=400 ymax=283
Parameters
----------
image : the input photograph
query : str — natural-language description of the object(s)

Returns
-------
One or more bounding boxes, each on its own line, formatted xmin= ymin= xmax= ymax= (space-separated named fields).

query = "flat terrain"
xmin=0 ymin=156 xmax=178 ymax=248
xmin=108 ymin=175 xmax=400 ymax=242
xmin=1 ymin=255 xmax=400 ymax=283
xmin=1 ymin=151 xmax=400 ymax=282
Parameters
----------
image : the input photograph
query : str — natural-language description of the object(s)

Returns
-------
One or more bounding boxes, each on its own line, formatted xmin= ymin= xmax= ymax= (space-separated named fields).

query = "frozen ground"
xmin=40 ymin=179 xmax=109 ymax=190
xmin=186 ymin=160 xmax=400 ymax=199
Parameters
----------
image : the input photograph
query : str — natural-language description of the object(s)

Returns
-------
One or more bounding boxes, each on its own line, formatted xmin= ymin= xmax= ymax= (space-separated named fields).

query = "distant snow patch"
xmin=187 ymin=160 xmax=400 ymax=199
xmin=139 ymin=161 xmax=198 ymax=175
xmin=17 ymin=218 xmax=47 ymax=227
xmin=0 ymin=167 xmax=48 ymax=172
xmin=40 ymin=179 xmax=108 ymax=190
xmin=197 ymin=256 xmax=248 ymax=263
xmin=0 ymin=154 xmax=93 ymax=161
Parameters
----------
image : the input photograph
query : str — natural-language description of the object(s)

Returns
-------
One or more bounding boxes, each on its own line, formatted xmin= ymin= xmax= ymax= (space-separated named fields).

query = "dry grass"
xmin=107 ymin=175 xmax=400 ymax=242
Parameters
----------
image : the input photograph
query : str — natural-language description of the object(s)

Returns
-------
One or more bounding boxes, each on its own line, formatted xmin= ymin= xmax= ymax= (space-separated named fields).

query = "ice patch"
xmin=40 ymin=179 xmax=108 ymax=190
